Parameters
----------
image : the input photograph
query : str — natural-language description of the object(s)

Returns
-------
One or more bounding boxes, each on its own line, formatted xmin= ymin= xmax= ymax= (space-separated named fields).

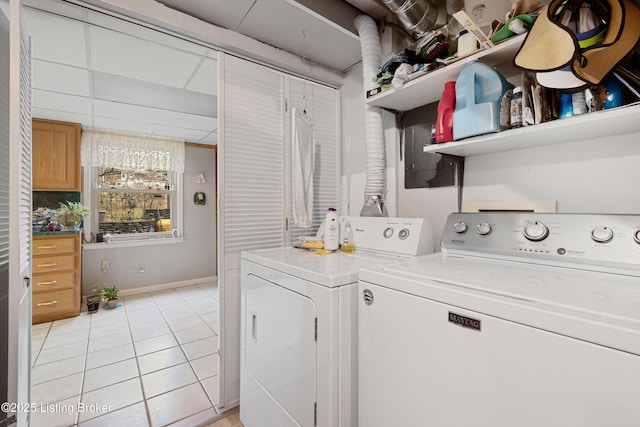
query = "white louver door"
xmin=222 ymin=55 xmax=284 ymax=254
xmin=287 ymin=78 xmax=340 ymax=243
xmin=0 ymin=11 xmax=11 ymax=426
xmin=4 ymin=2 xmax=32 ymax=426
xmin=218 ymin=54 xmax=284 ymax=409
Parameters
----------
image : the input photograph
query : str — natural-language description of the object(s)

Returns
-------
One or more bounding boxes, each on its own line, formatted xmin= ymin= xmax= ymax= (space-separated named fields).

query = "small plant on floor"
xmin=102 ymin=284 xmax=119 ymax=309
xmin=86 ymin=283 xmax=102 ymax=313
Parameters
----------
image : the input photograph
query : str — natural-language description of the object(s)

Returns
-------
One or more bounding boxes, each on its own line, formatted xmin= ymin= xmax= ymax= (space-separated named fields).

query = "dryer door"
xmin=245 ymin=274 xmax=317 ymax=426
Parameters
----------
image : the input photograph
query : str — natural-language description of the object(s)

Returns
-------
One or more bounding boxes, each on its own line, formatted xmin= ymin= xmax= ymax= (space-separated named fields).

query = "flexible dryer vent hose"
xmin=354 ymin=15 xmax=387 ymax=217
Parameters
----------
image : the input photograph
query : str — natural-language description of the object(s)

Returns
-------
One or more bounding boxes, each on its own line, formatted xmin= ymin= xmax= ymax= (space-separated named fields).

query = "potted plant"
xmin=102 ymin=284 xmax=119 ymax=309
xmin=54 ymin=201 xmax=91 ymax=230
xmin=86 ymin=283 xmax=102 ymax=313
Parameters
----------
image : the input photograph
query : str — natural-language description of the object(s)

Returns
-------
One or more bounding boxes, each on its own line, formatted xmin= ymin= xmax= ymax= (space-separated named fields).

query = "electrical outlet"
xmin=101 ymin=259 xmax=109 ymax=272
xmin=138 ymin=264 xmax=145 ymax=273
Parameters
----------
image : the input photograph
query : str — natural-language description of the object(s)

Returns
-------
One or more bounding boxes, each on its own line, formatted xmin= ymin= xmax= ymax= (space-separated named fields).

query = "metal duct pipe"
xmin=383 ymin=0 xmax=444 ymax=37
xmin=354 ymin=15 xmax=388 ymax=217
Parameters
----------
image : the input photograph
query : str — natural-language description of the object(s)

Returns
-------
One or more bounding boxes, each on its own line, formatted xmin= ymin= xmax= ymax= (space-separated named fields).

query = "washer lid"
xmin=360 ymin=254 xmax=640 ymax=354
xmin=242 ymin=247 xmax=404 ymax=288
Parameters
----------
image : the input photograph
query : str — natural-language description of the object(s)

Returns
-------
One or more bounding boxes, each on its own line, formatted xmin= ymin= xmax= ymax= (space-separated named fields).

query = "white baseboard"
xmin=118 ymin=276 xmax=218 ymax=297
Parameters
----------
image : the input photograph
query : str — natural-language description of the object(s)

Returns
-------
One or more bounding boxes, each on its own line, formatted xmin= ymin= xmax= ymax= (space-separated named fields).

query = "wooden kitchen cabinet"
xmin=32 ymin=118 xmax=81 ymax=191
xmin=32 ymin=234 xmax=81 ymax=323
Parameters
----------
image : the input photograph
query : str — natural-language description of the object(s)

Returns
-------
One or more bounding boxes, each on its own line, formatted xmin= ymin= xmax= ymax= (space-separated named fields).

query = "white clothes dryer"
xmin=239 ymin=217 xmax=433 ymax=427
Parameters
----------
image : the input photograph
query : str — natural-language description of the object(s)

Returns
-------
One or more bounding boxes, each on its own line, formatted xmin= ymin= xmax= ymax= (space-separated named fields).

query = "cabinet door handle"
xmin=37 ymin=262 xmax=57 ymax=268
xmin=37 ymin=300 xmax=58 ymax=307
xmin=37 ymin=280 xmax=57 ymax=286
xmin=37 ymin=245 xmax=56 ymax=249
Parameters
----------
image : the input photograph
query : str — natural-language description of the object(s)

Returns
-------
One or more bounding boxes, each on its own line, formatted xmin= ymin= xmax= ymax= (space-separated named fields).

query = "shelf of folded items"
xmin=421 ymin=102 xmax=640 ymax=157
xmin=366 ymin=34 xmax=526 ymax=112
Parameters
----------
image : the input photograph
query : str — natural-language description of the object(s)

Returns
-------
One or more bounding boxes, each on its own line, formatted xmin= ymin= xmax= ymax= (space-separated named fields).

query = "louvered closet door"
xmin=218 ymin=54 xmax=284 ymax=409
xmin=287 ymin=78 xmax=340 ymax=243
xmin=2 ymin=3 xmax=32 ymax=426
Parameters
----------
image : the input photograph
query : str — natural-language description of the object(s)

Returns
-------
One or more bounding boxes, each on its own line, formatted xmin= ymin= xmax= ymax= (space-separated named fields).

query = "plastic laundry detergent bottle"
xmin=435 ymin=81 xmax=456 ymax=143
xmin=323 ymin=208 xmax=339 ymax=250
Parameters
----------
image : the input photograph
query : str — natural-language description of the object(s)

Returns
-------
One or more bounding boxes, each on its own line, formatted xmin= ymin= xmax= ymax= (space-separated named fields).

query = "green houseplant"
xmin=102 ymin=284 xmax=119 ymax=309
xmin=86 ymin=283 xmax=102 ymax=313
xmin=54 ymin=201 xmax=91 ymax=229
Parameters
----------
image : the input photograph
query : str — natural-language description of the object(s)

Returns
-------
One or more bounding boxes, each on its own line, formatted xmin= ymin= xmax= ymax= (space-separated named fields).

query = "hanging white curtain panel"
xmin=81 ymin=128 xmax=185 ymax=172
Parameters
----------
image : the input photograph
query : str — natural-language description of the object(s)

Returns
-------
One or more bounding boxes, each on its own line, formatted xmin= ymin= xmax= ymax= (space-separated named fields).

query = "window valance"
xmin=81 ymin=128 xmax=185 ymax=173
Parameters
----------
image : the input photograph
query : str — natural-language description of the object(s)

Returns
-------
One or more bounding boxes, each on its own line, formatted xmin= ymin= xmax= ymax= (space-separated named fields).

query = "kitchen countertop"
xmin=33 ymin=230 xmax=81 ymax=236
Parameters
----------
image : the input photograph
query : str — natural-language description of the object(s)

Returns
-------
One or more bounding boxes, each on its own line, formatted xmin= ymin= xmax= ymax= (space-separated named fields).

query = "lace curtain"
xmin=81 ymin=128 xmax=185 ymax=173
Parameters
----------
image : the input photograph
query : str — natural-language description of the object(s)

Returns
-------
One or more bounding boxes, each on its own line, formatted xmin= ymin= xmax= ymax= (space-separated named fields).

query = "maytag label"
xmin=448 ymin=312 xmax=481 ymax=331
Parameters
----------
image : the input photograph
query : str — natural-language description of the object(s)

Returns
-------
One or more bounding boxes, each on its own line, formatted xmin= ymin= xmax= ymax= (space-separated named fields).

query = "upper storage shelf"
xmin=421 ymin=102 xmax=640 ymax=157
xmin=365 ymin=34 xmax=526 ymax=112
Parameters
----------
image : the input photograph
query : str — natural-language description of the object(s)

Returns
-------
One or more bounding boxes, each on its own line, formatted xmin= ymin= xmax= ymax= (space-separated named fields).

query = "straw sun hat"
xmin=514 ymin=0 xmax=640 ymax=89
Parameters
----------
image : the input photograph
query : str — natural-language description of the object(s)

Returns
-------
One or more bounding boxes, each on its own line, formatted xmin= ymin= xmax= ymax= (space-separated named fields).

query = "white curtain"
xmin=81 ymin=128 xmax=185 ymax=172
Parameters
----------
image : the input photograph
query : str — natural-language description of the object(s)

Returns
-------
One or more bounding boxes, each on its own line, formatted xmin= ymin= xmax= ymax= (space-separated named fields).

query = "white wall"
xmin=82 ymin=145 xmax=217 ymax=291
xmin=399 ymin=131 xmax=640 ymax=250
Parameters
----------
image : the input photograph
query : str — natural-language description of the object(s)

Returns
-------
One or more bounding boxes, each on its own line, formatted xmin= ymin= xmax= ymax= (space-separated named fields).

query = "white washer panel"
xmin=358 ymin=283 xmax=640 ymax=427
xmin=245 ymin=274 xmax=316 ymax=426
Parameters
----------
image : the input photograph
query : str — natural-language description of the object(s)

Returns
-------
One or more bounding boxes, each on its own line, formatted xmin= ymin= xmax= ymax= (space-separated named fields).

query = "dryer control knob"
xmin=634 ymin=230 xmax=640 ymax=245
xmin=523 ymin=222 xmax=549 ymax=241
xmin=476 ymin=222 xmax=492 ymax=236
xmin=591 ymin=226 xmax=613 ymax=243
xmin=453 ymin=221 xmax=468 ymax=233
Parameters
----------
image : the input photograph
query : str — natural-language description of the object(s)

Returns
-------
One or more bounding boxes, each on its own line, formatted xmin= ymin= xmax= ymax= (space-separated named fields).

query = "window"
xmin=81 ymin=128 xmax=185 ymax=243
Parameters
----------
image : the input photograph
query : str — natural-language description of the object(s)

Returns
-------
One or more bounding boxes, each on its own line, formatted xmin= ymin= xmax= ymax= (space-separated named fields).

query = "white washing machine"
xmin=239 ymin=217 xmax=433 ymax=427
xmin=358 ymin=212 xmax=640 ymax=427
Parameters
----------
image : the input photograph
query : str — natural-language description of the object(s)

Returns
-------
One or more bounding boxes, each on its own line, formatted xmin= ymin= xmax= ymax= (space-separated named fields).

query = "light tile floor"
xmin=30 ymin=283 xmax=221 ymax=427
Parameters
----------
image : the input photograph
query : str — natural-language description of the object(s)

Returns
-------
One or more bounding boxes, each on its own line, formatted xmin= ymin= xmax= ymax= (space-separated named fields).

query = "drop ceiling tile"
xmin=158 ymin=0 xmax=257 ymax=31
xmin=238 ymin=0 xmax=361 ymax=71
xmin=160 ymin=111 xmax=217 ymax=132
xmin=86 ymin=9 xmax=209 ymax=57
xmin=24 ymin=9 xmax=87 ymax=68
xmin=93 ymin=100 xmax=168 ymax=125
xmin=89 ymin=26 xmax=203 ymax=88
xmin=32 ymin=109 xmax=92 ymax=128
xmin=32 ymin=89 xmax=92 ymax=115
xmin=32 ymin=60 xmax=90 ymax=97
xmin=153 ymin=126 xmax=210 ymax=142
xmin=186 ymin=58 xmax=218 ymax=96
xmin=93 ymin=117 xmax=159 ymax=135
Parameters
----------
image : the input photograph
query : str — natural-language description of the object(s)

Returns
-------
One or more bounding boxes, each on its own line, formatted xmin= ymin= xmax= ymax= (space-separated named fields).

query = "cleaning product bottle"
xmin=435 ymin=81 xmax=456 ymax=143
xmin=341 ymin=220 xmax=355 ymax=253
xmin=323 ymin=208 xmax=339 ymax=250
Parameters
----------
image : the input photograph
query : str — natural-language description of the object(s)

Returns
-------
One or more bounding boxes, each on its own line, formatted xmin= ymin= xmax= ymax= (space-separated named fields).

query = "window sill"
xmin=83 ymin=236 xmax=184 ymax=250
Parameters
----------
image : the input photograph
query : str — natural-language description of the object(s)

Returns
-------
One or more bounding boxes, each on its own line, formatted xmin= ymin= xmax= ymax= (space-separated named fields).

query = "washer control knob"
xmin=523 ymin=222 xmax=549 ymax=242
xmin=383 ymin=227 xmax=394 ymax=239
xmin=635 ymin=230 xmax=640 ymax=245
xmin=453 ymin=221 xmax=468 ymax=233
xmin=591 ymin=226 xmax=613 ymax=243
xmin=398 ymin=228 xmax=410 ymax=240
xmin=476 ymin=222 xmax=492 ymax=236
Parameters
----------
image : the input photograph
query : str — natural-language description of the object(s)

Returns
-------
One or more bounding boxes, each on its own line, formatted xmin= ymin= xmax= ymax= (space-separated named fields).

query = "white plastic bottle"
xmin=323 ymin=208 xmax=339 ymax=250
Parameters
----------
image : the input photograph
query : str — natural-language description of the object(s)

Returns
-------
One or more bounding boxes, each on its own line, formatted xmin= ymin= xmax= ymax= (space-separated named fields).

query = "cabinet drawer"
xmin=33 ymin=254 xmax=75 ymax=273
xmin=32 ymin=271 xmax=75 ymax=292
xmin=32 ymin=289 xmax=76 ymax=318
xmin=33 ymin=236 xmax=76 ymax=255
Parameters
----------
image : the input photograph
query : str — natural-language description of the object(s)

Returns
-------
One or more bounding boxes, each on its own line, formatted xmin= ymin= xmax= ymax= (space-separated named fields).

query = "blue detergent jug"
xmin=453 ymin=61 xmax=514 ymax=140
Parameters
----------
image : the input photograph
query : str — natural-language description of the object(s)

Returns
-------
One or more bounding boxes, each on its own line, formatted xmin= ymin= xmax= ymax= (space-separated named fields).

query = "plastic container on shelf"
xmin=435 ymin=81 xmax=456 ymax=143
xmin=323 ymin=208 xmax=339 ymax=250
xmin=457 ymin=29 xmax=479 ymax=58
xmin=453 ymin=61 xmax=514 ymax=140
xmin=510 ymin=86 xmax=523 ymax=128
